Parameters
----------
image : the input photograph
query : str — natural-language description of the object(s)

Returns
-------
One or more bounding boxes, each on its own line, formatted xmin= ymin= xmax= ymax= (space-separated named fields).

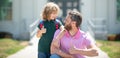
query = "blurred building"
xmin=0 ymin=0 xmax=120 ymax=40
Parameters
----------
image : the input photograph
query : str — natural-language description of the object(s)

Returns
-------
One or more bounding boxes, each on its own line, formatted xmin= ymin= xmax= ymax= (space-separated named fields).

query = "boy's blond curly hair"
xmin=42 ymin=2 xmax=60 ymax=20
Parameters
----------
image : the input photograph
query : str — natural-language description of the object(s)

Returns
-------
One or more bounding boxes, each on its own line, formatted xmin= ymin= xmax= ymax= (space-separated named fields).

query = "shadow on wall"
xmin=0 ymin=32 xmax=13 ymax=38
xmin=107 ymin=34 xmax=120 ymax=41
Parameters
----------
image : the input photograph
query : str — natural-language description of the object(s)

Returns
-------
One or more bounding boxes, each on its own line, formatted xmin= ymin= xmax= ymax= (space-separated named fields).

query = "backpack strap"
xmin=38 ymin=19 xmax=60 ymax=30
xmin=38 ymin=20 xmax=44 ymax=29
xmin=54 ymin=19 xmax=60 ymax=30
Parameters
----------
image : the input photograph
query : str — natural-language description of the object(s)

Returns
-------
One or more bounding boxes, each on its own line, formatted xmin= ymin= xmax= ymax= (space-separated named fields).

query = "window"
xmin=49 ymin=0 xmax=80 ymax=17
xmin=0 ymin=0 xmax=12 ymax=20
xmin=67 ymin=2 xmax=72 ymax=7
xmin=73 ymin=2 xmax=78 ymax=7
xmin=57 ymin=2 xmax=62 ymax=8
xmin=117 ymin=0 xmax=120 ymax=21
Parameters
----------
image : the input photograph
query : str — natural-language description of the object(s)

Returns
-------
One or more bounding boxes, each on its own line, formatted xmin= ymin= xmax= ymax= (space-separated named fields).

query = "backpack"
xmin=39 ymin=19 xmax=59 ymax=30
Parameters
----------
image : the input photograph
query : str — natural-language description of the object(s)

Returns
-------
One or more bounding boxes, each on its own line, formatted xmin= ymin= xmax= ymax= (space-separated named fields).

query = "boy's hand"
xmin=41 ymin=26 xmax=46 ymax=33
xmin=36 ymin=26 xmax=46 ymax=38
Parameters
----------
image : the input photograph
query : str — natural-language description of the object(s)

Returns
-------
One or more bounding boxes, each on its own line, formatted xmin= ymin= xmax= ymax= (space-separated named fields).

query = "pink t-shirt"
xmin=53 ymin=29 xmax=94 ymax=58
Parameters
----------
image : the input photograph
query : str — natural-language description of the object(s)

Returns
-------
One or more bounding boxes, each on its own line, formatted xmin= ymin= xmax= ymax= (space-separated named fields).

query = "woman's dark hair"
xmin=68 ymin=10 xmax=82 ymax=27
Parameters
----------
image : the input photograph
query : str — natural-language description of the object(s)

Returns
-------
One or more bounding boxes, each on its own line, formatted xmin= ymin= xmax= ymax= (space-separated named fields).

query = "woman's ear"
xmin=73 ymin=21 xmax=76 ymax=25
xmin=71 ymin=21 xmax=76 ymax=26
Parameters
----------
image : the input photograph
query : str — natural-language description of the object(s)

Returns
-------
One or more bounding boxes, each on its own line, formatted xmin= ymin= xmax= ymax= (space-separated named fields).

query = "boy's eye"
xmin=52 ymin=12 xmax=57 ymax=14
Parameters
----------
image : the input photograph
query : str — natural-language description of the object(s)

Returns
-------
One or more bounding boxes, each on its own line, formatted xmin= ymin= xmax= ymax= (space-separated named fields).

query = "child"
xmin=36 ymin=2 xmax=63 ymax=58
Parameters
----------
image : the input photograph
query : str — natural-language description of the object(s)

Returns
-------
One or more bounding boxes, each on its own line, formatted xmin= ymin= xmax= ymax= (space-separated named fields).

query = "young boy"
xmin=36 ymin=2 xmax=63 ymax=58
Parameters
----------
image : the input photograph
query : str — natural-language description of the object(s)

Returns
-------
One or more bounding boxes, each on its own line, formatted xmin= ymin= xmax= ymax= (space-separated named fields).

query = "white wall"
xmin=0 ymin=0 xmax=21 ymax=39
xmin=92 ymin=0 xmax=120 ymax=34
xmin=81 ymin=0 xmax=92 ymax=31
xmin=18 ymin=0 xmax=34 ymax=39
xmin=36 ymin=0 xmax=48 ymax=19
xmin=16 ymin=0 xmax=48 ymax=39
xmin=1 ymin=0 xmax=119 ymax=40
xmin=0 ymin=0 xmax=48 ymax=39
xmin=81 ymin=0 xmax=120 ymax=35
xmin=95 ymin=0 xmax=108 ymax=18
xmin=108 ymin=0 xmax=120 ymax=34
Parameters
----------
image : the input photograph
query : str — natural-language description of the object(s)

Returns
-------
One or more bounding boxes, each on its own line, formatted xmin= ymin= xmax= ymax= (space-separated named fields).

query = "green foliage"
xmin=97 ymin=40 xmax=120 ymax=58
xmin=0 ymin=0 xmax=9 ymax=7
xmin=0 ymin=38 xmax=26 ymax=58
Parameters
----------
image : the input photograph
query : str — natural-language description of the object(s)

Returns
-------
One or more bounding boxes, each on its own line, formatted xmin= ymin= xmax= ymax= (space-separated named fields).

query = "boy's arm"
xmin=59 ymin=25 xmax=64 ymax=31
xmin=36 ymin=29 xmax=42 ymax=38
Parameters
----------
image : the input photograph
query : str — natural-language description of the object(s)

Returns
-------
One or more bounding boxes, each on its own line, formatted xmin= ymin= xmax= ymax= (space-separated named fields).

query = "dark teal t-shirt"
xmin=37 ymin=19 xmax=62 ymax=53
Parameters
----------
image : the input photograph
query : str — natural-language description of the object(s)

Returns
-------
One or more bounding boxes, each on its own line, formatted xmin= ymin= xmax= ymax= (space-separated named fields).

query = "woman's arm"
xmin=52 ymin=29 xmax=66 ymax=48
xmin=56 ymin=49 xmax=73 ymax=58
xmin=69 ymin=44 xmax=98 ymax=57
xmin=51 ymin=41 xmax=73 ymax=58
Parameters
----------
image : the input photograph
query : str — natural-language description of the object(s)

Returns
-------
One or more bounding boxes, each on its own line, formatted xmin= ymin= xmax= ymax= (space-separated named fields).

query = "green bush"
xmin=0 ymin=38 xmax=27 ymax=58
xmin=97 ymin=40 xmax=120 ymax=58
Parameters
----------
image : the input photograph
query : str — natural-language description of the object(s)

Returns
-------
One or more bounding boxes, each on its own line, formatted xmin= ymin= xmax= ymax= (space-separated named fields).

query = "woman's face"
xmin=49 ymin=12 xmax=57 ymax=20
xmin=64 ymin=15 xmax=72 ymax=31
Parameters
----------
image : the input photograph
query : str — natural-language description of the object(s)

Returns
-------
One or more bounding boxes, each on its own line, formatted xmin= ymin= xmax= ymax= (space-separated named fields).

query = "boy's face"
xmin=49 ymin=12 xmax=57 ymax=20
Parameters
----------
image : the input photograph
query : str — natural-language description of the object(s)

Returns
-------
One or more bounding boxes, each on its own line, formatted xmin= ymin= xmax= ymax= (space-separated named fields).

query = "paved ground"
xmin=7 ymin=34 xmax=109 ymax=58
xmin=7 ymin=36 xmax=39 ymax=58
